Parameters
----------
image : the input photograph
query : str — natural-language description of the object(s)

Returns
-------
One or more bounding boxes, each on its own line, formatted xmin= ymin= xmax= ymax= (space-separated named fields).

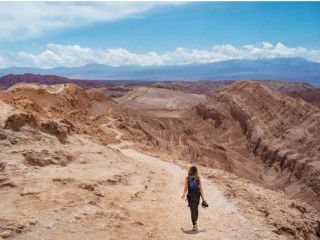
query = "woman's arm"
xmin=199 ymin=178 xmax=206 ymax=202
xmin=181 ymin=177 xmax=188 ymax=199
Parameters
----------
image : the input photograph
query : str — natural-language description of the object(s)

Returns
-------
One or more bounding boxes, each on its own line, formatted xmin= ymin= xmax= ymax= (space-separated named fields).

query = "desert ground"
xmin=0 ymin=76 xmax=319 ymax=240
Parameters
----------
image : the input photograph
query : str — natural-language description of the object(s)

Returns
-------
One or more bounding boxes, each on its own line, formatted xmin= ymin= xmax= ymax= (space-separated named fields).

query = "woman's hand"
xmin=181 ymin=194 xmax=185 ymax=200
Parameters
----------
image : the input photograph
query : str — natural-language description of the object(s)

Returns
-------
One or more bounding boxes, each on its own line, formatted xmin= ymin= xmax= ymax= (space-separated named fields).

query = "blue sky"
xmin=0 ymin=2 xmax=319 ymax=68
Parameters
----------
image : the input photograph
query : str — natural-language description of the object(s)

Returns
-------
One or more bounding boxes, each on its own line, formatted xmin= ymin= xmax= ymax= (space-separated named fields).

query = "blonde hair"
xmin=188 ymin=166 xmax=199 ymax=179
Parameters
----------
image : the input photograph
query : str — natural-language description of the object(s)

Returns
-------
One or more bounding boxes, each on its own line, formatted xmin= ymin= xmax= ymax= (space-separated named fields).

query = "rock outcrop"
xmin=4 ymin=113 xmax=73 ymax=143
xmin=23 ymin=150 xmax=73 ymax=167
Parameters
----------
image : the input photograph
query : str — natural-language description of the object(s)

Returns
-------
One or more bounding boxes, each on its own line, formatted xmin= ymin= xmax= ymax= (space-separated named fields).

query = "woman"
xmin=181 ymin=166 xmax=207 ymax=231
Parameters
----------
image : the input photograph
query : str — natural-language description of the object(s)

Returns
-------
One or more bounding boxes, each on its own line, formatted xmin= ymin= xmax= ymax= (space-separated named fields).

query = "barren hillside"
xmin=153 ymin=80 xmax=315 ymax=95
xmin=0 ymin=82 xmax=319 ymax=240
xmin=0 ymin=74 xmax=153 ymax=98
xmin=120 ymin=81 xmax=320 ymax=211
xmin=116 ymin=87 xmax=206 ymax=110
xmin=0 ymin=74 xmax=71 ymax=89
xmin=2 ymin=74 xmax=319 ymax=110
xmin=287 ymin=88 xmax=320 ymax=108
xmin=152 ymin=80 xmax=319 ymax=107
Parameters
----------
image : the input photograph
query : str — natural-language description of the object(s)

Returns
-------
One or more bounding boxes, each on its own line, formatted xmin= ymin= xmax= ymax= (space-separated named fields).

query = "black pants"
xmin=188 ymin=194 xmax=200 ymax=225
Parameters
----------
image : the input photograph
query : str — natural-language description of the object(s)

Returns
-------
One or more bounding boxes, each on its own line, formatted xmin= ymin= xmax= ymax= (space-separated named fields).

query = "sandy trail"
xmin=105 ymin=121 xmax=287 ymax=240
xmin=1 ymin=119 xmax=288 ymax=240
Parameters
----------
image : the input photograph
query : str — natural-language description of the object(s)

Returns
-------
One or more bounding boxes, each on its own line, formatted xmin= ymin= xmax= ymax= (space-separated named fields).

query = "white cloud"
xmin=262 ymin=42 xmax=273 ymax=48
xmin=0 ymin=56 xmax=5 ymax=68
xmin=1 ymin=42 xmax=320 ymax=68
xmin=0 ymin=2 xmax=183 ymax=39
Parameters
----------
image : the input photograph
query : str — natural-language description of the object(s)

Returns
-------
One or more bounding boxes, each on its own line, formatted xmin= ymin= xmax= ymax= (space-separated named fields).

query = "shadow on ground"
xmin=180 ymin=228 xmax=207 ymax=235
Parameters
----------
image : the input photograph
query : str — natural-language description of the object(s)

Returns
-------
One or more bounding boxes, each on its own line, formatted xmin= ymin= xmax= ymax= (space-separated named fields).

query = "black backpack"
xmin=187 ymin=176 xmax=200 ymax=196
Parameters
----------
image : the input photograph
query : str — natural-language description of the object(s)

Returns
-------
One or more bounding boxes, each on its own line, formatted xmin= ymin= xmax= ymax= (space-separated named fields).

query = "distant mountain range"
xmin=0 ymin=58 xmax=319 ymax=87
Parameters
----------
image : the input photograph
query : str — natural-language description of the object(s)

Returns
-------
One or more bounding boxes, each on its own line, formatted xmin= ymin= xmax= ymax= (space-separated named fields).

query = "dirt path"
xmin=2 ymin=120 xmax=289 ymax=240
xmin=105 ymin=122 xmax=288 ymax=240
xmin=2 ymin=118 xmax=291 ymax=240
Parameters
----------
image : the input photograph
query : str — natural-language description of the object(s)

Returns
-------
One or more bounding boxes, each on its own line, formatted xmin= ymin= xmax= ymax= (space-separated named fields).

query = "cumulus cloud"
xmin=262 ymin=42 xmax=273 ymax=48
xmin=1 ymin=42 xmax=320 ymax=68
xmin=0 ymin=2 xmax=183 ymax=39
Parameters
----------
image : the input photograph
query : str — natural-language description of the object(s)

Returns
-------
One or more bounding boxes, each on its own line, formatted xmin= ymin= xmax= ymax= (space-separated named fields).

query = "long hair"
xmin=188 ymin=166 xmax=199 ymax=179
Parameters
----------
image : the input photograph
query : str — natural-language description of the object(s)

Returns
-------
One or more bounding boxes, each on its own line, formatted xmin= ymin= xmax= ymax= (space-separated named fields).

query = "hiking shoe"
xmin=192 ymin=226 xmax=197 ymax=231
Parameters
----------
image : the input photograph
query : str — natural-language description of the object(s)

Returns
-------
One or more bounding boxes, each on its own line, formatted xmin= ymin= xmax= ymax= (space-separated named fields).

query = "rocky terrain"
xmin=2 ymin=74 xmax=319 ymax=108
xmin=287 ymin=88 xmax=320 ymax=108
xmin=153 ymin=80 xmax=316 ymax=95
xmin=0 ymin=81 xmax=319 ymax=240
xmin=0 ymin=74 xmax=72 ymax=89
xmin=0 ymin=74 xmax=152 ymax=98
xmin=119 ymin=81 xmax=320 ymax=211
